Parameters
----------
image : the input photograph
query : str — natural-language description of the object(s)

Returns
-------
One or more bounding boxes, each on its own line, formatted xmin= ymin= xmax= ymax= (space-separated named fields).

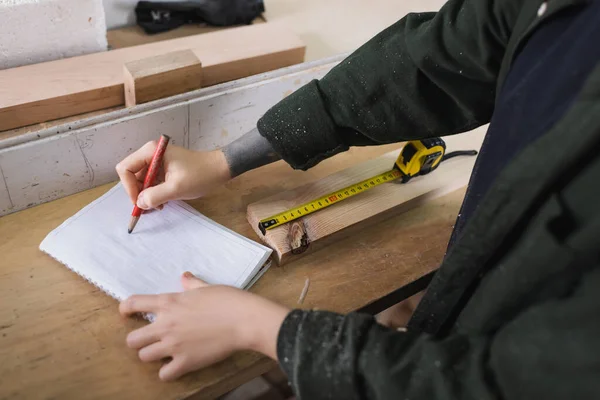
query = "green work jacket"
xmin=257 ymin=0 xmax=600 ymax=398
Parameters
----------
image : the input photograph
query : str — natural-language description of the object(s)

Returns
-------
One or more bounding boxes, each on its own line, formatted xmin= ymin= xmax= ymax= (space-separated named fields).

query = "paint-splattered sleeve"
xmin=277 ymin=273 xmax=600 ymax=400
xmin=256 ymin=0 xmax=523 ymax=170
xmin=276 ymin=309 xmax=499 ymax=400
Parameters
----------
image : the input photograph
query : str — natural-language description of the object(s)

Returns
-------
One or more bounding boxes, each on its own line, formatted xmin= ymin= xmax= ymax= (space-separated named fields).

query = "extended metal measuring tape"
xmin=258 ymin=137 xmax=478 ymax=235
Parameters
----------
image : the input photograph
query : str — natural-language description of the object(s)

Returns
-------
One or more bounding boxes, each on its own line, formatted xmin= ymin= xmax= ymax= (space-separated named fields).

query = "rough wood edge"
xmin=123 ymin=64 xmax=137 ymax=107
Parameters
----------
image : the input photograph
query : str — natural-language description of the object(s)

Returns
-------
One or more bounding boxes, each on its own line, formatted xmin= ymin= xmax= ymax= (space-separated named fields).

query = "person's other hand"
xmin=116 ymin=142 xmax=230 ymax=210
xmin=119 ymin=273 xmax=290 ymax=381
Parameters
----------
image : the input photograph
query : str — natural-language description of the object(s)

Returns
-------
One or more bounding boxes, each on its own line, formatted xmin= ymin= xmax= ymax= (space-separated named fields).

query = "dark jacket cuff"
xmin=276 ymin=309 xmax=307 ymax=378
xmin=276 ymin=309 xmax=375 ymax=398
xmin=256 ymin=80 xmax=349 ymax=170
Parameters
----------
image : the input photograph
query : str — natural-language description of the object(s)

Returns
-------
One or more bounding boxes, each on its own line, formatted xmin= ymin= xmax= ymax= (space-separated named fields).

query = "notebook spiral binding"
xmin=39 ymin=247 xmax=155 ymax=322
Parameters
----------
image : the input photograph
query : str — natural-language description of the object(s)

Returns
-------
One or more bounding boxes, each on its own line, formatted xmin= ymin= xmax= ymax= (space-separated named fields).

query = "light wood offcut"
xmin=124 ymin=50 xmax=203 ymax=107
xmin=0 ymin=23 xmax=306 ymax=132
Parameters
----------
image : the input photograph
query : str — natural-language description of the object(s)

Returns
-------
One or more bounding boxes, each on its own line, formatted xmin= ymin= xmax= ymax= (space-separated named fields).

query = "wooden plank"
xmin=0 ymin=143 xmax=463 ymax=399
xmin=124 ymin=50 xmax=203 ymax=107
xmin=247 ymin=132 xmax=484 ymax=265
xmin=0 ymin=55 xmax=342 ymax=150
xmin=0 ymin=23 xmax=305 ymax=131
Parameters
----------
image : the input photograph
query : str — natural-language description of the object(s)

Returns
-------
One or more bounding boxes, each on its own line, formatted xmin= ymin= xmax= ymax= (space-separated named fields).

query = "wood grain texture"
xmin=247 ymin=131 xmax=484 ymax=265
xmin=124 ymin=50 xmax=203 ymax=107
xmin=0 ymin=23 xmax=305 ymax=131
xmin=0 ymin=143 xmax=466 ymax=399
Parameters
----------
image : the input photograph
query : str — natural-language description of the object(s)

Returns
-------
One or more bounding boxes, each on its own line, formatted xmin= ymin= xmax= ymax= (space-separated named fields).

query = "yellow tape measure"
xmin=259 ymin=169 xmax=404 ymax=234
xmin=258 ymin=137 xmax=476 ymax=234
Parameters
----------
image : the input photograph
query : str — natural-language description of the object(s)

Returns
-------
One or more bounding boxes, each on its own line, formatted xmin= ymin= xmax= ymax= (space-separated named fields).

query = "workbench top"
xmin=0 ymin=144 xmax=464 ymax=399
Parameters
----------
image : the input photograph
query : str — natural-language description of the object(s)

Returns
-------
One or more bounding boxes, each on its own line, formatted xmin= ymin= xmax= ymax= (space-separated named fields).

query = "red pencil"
xmin=128 ymin=134 xmax=170 ymax=234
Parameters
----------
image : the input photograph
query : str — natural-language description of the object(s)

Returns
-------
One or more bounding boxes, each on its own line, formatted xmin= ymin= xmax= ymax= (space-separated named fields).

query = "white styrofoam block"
xmin=0 ymin=163 xmax=14 ymax=215
xmin=188 ymin=63 xmax=331 ymax=151
xmin=0 ymin=134 xmax=91 ymax=212
xmin=0 ymin=107 xmax=188 ymax=214
xmin=0 ymin=0 xmax=108 ymax=70
xmin=75 ymin=107 xmax=188 ymax=187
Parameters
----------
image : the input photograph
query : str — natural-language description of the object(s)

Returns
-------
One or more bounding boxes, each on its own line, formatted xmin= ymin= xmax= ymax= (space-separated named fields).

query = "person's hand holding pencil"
xmin=116 ymin=138 xmax=231 ymax=231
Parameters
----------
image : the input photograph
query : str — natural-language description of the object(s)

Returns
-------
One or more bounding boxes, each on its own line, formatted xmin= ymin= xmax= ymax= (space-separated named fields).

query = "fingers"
xmin=134 ymin=166 xmax=149 ymax=184
xmin=126 ymin=323 xmax=162 ymax=349
xmin=138 ymin=341 xmax=171 ymax=362
xmin=159 ymin=357 xmax=190 ymax=382
xmin=119 ymin=294 xmax=161 ymax=316
xmin=116 ymin=141 xmax=157 ymax=204
xmin=137 ymin=181 xmax=177 ymax=210
xmin=181 ymin=271 xmax=208 ymax=291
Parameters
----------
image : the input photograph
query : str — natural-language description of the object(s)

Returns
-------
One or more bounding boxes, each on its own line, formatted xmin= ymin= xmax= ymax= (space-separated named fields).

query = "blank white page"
xmin=40 ymin=183 xmax=272 ymax=302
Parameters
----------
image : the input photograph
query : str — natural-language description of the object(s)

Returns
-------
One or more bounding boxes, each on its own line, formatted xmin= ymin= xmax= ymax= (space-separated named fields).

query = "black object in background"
xmin=135 ymin=0 xmax=265 ymax=34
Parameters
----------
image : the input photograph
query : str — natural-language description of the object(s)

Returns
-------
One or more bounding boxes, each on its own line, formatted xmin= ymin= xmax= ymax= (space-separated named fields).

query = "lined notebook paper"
xmin=40 ymin=183 xmax=272 ymax=305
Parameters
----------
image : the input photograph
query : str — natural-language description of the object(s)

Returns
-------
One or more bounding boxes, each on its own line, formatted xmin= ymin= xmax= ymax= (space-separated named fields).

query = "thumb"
xmin=182 ymin=271 xmax=208 ymax=291
xmin=137 ymin=182 xmax=175 ymax=210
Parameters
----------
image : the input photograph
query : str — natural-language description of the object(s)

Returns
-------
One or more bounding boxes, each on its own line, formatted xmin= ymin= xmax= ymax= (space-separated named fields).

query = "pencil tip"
xmin=128 ymin=216 xmax=139 ymax=234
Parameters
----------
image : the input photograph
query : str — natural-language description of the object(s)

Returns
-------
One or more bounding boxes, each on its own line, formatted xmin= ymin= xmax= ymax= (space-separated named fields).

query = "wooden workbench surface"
xmin=0 ymin=144 xmax=465 ymax=399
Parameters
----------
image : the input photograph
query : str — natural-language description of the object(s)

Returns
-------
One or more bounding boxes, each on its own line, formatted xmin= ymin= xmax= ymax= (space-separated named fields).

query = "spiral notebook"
xmin=40 ymin=183 xmax=272 ymax=309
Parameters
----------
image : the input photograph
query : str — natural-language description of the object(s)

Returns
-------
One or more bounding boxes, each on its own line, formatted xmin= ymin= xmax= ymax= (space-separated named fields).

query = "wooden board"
xmin=124 ymin=50 xmax=203 ymax=107
xmin=0 ymin=32 xmax=335 ymax=147
xmin=247 ymin=133 xmax=484 ymax=265
xmin=0 ymin=143 xmax=465 ymax=399
xmin=0 ymin=23 xmax=305 ymax=132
